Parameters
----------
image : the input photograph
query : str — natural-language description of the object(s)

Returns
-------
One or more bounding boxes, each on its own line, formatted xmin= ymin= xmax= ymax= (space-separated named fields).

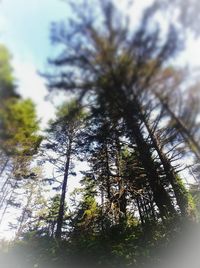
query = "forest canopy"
xmin=0 ymin=1 xmax=200 ymax=268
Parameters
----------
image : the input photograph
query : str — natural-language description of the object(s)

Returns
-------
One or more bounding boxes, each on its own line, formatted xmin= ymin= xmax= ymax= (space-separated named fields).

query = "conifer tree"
xmin=46 ymin=0 xmax=197 ymax=222
xmin=43 ymin=100 xmax=85 ymax=238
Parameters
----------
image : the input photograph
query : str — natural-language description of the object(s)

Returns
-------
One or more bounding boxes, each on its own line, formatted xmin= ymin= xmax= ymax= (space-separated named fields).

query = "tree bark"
xmin=123 ymin=100 xmax=177 ymax=219
xmin=55 ymin=141 xmax=72 ymax=239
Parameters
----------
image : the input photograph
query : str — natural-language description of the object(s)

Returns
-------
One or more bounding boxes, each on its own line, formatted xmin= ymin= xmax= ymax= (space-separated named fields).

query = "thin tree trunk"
xmin=136 ymin=197 xmax=144 ymax=225
xmin=0 ymin=184 xmax=10 ymax=209
xmin=16 ymin=190 xmax=33 ymax=238
xmin=0 ymin=158 xmax=9 ymax=178
xmin=0 ymin=187 xmax=15 ymax=226
xmin=55 ymin=141 xmax=72 ymax=239
xmin=105 ymin=143 xmax=111 ymax=201
xmin=115 ymin=138 xmax=127 ymax=222
xmin=0 ymin=177 xmax=10 ymax=193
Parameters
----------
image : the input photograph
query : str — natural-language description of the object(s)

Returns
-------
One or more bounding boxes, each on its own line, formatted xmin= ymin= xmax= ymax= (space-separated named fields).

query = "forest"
xmin=1 ymin=1 xmax=200 ymax=267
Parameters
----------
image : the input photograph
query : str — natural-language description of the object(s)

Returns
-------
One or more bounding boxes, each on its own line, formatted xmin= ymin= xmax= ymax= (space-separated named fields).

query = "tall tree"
xmin=0 ymin=99 xmax=42 ymax=226
xmin=43 ymin=100 xmax=85 ymax=238
xmin=46 ymin=1 xmax=189 ymax=220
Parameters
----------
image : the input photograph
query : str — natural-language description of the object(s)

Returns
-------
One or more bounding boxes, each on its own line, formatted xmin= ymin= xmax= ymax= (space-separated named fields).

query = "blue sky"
xmin=0 ymin=0 xmax=72 ymax=126
xmin=0 ymin=0 xmax=70 ymax=68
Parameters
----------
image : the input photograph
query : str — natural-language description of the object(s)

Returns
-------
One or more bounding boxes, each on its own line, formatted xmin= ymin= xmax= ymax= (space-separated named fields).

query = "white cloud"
xmin=12 ymin=59 xmax=55 ymax=128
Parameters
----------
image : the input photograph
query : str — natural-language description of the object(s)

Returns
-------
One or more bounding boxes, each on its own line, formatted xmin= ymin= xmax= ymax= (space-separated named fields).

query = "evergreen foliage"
xmin=0 ymin=1 xmax=200 ymax=268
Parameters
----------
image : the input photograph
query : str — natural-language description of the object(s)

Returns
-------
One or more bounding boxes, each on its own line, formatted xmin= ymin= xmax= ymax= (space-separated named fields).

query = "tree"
xmin=46 ymin=1 xmax=192 ymax=220
xmin=43 ymin=100 xmax=85 ymax=239
xmin=0 ymin=44 xmax=19 ymax=101
xmin=0 ymin=43 xmax=19 ymax=180
xmin=0 ymin=98 xmax=42 ymax=227
xmin=69 ymin=175 xmax=100 ymax=238
xmin=0 ymin=44 xmax=45 ymax=238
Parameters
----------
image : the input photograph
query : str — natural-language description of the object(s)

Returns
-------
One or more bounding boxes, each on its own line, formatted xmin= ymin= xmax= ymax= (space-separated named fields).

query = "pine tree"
xmin=43 ymin=100 xmax=85 ymax=239
xmin=47 ymin=2 xmax=176 ymax=220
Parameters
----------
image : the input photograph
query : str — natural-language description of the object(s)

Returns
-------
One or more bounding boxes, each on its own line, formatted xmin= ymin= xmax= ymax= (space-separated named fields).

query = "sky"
xmin=0 ymin=0 xmax=69 ymax=66
xmin=0 ymin=0 xmax=200 ymax=239
xmin=0 ymin=0 xmax=71 ymax=126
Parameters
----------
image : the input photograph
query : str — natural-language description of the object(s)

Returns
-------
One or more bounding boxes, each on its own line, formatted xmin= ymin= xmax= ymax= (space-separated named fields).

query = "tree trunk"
xmin=138 ymin=102 xmax=192 ymax=217
xmin=0 ymin=158 xmax=9 ymax=178
xmin=55 ymin=141 xmax=72 ymax=239
xmin=104 ymin=82 xmax=176 ymax=219
xmin=16 ymin=190 xmax=33 ymax=238
xmin=105 ymin=143 xmax=111 ymax=201
xmin=123 ymin=101 xmax=176 ymax=219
